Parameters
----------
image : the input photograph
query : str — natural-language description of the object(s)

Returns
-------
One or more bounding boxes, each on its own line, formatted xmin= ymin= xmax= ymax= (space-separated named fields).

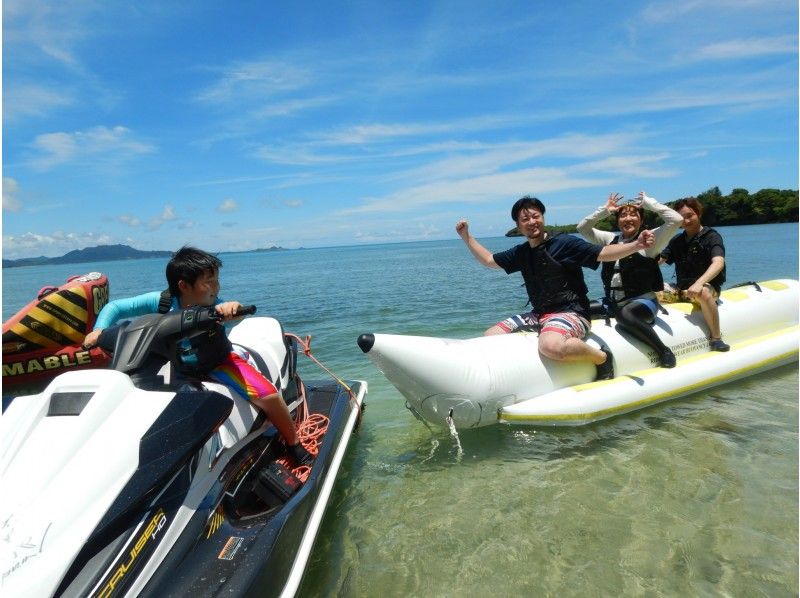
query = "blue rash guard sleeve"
xmin=94 ymin=292 xmax=226 ymax=330
xmin=93 ymin=291 xmax=163 ymax=330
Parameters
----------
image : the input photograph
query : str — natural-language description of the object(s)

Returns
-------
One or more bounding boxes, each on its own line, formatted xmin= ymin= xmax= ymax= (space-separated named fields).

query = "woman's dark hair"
xmin=511 ymin=196 xmax=546 ymax=221
xmin=166 ymin=246 xmax=222 ymax=297
xmin=673 ymin=198 xmax=703 ymax=218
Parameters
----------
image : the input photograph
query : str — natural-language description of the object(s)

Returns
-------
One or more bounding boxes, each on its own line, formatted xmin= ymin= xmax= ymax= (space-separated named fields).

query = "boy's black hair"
xmin=511 ymin=196 xmax=546 ymax=221
xmin=166 ymin=246 xmax=222 ymax=297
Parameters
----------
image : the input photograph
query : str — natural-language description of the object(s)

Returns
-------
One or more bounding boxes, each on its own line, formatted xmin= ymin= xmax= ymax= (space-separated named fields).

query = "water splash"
xmin=420 ymin=438 xmax=439 ymax=464
xmin=446 ymin=409 xmax=464 ymax=462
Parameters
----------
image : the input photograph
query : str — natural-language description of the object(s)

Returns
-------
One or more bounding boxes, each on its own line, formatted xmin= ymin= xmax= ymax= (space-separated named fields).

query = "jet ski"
xmin=0 ymin=305 xmax=367 ymax=597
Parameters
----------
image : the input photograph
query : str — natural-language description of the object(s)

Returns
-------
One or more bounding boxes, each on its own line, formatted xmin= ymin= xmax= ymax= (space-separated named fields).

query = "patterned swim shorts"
xmin=209 ymin=352 xmax=278 ymax=401
xmin=495 ymin=311 xmax=590 ymax=340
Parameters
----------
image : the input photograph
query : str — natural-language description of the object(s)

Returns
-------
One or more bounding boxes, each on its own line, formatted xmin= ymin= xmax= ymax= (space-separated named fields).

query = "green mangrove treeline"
xmin=508 ymin=187 xmax=799 ymax=235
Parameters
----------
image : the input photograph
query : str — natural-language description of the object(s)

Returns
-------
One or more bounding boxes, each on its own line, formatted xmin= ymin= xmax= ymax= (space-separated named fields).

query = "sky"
xmin=2 ymin=0 xmax=798 ymax=259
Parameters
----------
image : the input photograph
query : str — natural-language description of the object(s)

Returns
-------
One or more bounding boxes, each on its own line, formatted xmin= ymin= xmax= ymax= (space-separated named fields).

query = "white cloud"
xmin=254 ymin=145 xmax=345 ymax=166
xmin=317 ymin=114 xmax=515 ymax=146
xmin=148 ymin=204 xmax=176 ymax=230
xmin=261 ymin=197 xmax=304 ymax=209
xmin=252 ymin=96 xmax=337 ymax=118
xmin=29 ymin=125 xmax=154 ymax=170
xmin=2 ymin=230 xmax=114 ymax=259
xmin=692 ymin=36 xmax=797 ymax=61
xmin=397 ymin=134 xmax=640 ymax=184
xmin=640 ymin=0 xmax=777 ymax=23
xmin=569 ymin=154 xmax=676 ymax=178
xmin=119 ymin=214 xmax=141 ymax=226
xmin=196 ymin=59 xmax=311 ymax=104
xmin=340 ymin=167 xmax=609 ymax=215
xmin=3 ymin=0 xmax=94 ymax=71
xmin=3 ymin=178 xmax=22 ymax=212
xmin=3 ymin=84 xmax=75 ymax=123
xmin=217 ymin=198 xmax=238 ymax=213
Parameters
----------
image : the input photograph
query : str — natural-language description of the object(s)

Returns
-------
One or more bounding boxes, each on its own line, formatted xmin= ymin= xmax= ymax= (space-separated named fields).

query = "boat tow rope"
xmin=285 ymin=332 xmax=362 ymax=417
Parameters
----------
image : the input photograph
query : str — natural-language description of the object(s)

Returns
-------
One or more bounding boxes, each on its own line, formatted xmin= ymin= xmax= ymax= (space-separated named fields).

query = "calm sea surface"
xmin=3 ymin=223 xmax=798 ymax=596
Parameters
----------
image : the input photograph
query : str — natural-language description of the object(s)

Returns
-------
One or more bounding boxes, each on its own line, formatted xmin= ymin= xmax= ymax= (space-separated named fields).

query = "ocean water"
xmin=2 ymin=223 xmax=798 ymax=596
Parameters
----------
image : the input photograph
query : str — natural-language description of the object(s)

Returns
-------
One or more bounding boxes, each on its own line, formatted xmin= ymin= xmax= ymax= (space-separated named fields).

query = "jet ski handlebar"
xmin=188 ymin=304 xmax=257 ymax=328
xmin=101 ymin=304 xmax=257 ymax=375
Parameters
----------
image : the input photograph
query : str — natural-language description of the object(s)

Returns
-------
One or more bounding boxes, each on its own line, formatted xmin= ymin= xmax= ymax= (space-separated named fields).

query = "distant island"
xmin=2 ymin=244 xmax=290 ymax=268
xmin=2 ymin=244 xmax=172 ymax=268
xmin=507 ymin=186 xmax=799 ymax=236
xmin=241 ymin=246 xmax=290 ymax=254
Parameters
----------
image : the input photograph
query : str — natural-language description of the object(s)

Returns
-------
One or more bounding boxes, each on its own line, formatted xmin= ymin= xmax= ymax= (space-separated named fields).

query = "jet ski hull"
xmin=140 ymin=380 xmax=366 ymax=598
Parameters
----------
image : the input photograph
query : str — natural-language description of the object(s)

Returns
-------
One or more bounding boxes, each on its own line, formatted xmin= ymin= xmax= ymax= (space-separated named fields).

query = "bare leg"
xmin=484 ymin=324 xmax=507 ymax=336
xmin=695 ymin=285 xmax=722 ymax=339
xmin=538 ymin=331 xmax=606 ymax=365
xmin=250 ymin=392 xmax=299 ymax=445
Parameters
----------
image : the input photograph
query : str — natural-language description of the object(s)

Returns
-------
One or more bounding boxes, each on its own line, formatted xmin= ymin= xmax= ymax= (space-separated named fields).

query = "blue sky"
xmin=2 ymin=0 xmax=798 ymax=259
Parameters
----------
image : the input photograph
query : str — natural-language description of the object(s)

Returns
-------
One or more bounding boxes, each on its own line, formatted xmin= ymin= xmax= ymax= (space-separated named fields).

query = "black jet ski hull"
xmin=140 ymin=380 xmax=365 ymax=598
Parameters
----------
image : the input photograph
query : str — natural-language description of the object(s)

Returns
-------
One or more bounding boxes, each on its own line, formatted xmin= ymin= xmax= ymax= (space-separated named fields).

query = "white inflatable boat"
xmin=357 ymin=280 xmax=798 ymax=429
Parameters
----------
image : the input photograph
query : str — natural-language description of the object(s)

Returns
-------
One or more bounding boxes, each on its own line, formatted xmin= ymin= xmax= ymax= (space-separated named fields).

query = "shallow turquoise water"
xmin=3 ymin=223 xmax=798 ymax=595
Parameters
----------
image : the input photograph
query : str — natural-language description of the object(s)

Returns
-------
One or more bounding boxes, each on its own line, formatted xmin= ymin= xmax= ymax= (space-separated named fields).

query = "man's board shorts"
xmin=209 ymin=352 xmax=278 ymax=401
xmin=495 ymin=311 xmax=590 ymax=340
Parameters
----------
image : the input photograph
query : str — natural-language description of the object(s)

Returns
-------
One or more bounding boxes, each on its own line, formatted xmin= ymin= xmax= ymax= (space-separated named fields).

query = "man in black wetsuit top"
xmin=660 ymin=198 xmax=730 ymax=352
xmin=456 ymin=196 xmax=655 ymax=381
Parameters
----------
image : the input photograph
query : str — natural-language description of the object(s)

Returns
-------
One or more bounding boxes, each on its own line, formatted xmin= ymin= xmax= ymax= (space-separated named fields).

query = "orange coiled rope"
xmin=277 ymin=333 xmax=360 ymax=482
xmin=277 ymin=414 xmax=329 ymax=482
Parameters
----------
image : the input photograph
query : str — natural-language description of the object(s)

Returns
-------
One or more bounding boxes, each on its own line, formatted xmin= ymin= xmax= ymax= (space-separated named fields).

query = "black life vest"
xmin=600 ymin=236 xmax=663 ymax=301
xmin=159 ymin=289 xmax=232 ymax=376
xmin=672 ymin=228 xmax=726 ymax=291
xmin=519 ymin=233 xmax=589 ymax=315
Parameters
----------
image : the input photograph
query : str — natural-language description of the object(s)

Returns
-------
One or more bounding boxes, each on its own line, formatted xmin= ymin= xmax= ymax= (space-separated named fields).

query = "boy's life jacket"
xmin=159 ymin=289 xmax=232 ymax=376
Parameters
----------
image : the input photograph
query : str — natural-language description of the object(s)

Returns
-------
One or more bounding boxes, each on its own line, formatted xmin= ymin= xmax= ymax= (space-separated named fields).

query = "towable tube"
xmin=3 ymin=273 xmax=111 ymax=388
xmin=358 ymin=279 xmax=799 ymax=429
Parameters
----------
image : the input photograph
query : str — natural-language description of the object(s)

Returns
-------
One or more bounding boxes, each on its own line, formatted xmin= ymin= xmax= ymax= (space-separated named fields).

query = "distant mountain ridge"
xmin=2 ymin=244 xmax=290 ymax=268
xmin=3 ymin=244 xmax=173 ymax=268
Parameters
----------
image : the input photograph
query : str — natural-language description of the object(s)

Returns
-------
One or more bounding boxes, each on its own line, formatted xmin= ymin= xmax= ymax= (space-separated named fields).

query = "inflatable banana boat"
xmin=3 ymin=273 xmax=111 ymax=389
xmin=357 ymin=280 xmax=799 ymax=429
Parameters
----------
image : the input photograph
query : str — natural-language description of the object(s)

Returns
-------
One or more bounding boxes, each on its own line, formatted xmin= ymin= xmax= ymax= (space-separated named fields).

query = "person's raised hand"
xmin=606 ymin=192 xmax=622 ymax=212
xmin=455 ymin=219 xmax=470 ymax=239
